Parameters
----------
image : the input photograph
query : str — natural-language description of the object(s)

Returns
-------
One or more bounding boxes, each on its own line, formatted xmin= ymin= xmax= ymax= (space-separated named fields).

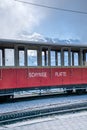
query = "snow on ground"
xmin=0 ymin=94 xmax=87 ymax=114
xmin=1 ymin=111 xmax=87 ymax=130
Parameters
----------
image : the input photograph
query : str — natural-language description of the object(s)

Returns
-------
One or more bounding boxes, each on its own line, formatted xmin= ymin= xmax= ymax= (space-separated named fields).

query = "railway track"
xmin=0 ymin=100 xmax=87 ymax=125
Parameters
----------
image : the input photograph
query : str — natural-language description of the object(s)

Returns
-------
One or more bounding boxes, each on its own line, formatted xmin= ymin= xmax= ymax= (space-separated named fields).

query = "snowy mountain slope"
xmin=20 ymin=32 xmax=80 ymax=44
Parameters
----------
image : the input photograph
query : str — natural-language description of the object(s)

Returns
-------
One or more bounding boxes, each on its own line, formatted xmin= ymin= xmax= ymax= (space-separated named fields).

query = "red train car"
xmin=0 ymin=39 xmax=87 ymax=98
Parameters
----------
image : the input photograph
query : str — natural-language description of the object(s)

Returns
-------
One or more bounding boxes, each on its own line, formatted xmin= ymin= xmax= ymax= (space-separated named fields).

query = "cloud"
xmin=0 ymin=0 xmax=46 ymax=39
xmin=0 ymin=0 xmax=87 ymax=43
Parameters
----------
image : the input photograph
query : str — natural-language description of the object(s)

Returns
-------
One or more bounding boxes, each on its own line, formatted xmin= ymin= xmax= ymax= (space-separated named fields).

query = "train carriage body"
xmin=0 ymin=39 xmax=87 ymax=98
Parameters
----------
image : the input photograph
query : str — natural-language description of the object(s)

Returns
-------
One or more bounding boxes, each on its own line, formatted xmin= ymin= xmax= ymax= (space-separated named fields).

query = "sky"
xmin=0 ymin=0 xmax=87 ymax=43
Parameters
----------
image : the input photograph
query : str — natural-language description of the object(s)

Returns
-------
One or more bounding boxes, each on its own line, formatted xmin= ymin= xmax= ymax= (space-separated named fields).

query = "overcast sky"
xmin=0 ymin=0 xmax=87 ymax=43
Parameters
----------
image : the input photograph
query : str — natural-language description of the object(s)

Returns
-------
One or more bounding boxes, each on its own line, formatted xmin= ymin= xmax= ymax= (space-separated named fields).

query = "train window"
xmin=85 ymin=53 xmax=87 ymax=66
xmin=71 ymin=52 xmax=73 ymax=66
xmin=57 ymin=52 xmax=61 ymax=66
xmin=42 ymin=51 xmax=45 ymax=66
xmin=42 ymin=50 xmax=48 ymax=66
xmin=27 ymin=50 xmax=37 ymax=66
xmin=0 ymin=50 xmax=2 ymax=66
xmin=19 ymin=50 xmax=25 ymax=66
xmin=64 ymin=51 xmax=68 ymax=66
xmin=5 ymin=49 xmax=14 ymax=66
xmin=74 ymin=52 xmax=79 ymax=66
xmin=51 ymin=51 xmax=56 ymax=66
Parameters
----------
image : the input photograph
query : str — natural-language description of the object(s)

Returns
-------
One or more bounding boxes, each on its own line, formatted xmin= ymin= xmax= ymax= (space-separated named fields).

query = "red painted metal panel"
xmin=62 ymin=68 xmax=71 ymax=85
xmin=17 ymin=68 xmax=28 ymax=88
xmin=39 ymin=68 xmax=51 ymax=87
xmin=0 ymin=69 xmax=17 ymax=89
xmin=82 ymin=68 xmax=87 ymax=84
xmin=69 ymin=68 xmax=82 ymax=85
xmin=27 ymin=68 xmax=41 ymax=87
xmin=51 ymin=68 xmax=63 ymax=86
xmin=0 ymin=67 xmax=87 ymax=90
xmin=0 ymin=69 xmax=2 ymax=80
xmin=27 ymin=68 xmax=51 ymax=87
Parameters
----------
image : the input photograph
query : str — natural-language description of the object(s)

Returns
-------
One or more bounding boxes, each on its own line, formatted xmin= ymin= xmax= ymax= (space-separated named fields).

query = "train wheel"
xmin=66 ymin=90 xmax=73 ymax=94
xmin=76 ymin=89 xmax=86 ymax=94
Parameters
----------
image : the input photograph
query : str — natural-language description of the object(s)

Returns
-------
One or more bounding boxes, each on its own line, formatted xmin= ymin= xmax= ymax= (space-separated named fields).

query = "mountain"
xmin=21 ymin=32 xmax=47 ymax=42
xmin=20 ymin=32 xmax=80 ymax=44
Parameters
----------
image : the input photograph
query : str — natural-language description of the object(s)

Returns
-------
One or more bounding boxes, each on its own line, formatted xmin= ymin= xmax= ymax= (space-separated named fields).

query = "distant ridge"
xmin=20 ymin=32 xmax=80 ymax=44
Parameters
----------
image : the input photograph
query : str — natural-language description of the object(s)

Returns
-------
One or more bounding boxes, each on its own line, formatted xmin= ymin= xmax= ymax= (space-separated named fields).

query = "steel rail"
xmin=0 ymin=101 xmax=87 ymax=125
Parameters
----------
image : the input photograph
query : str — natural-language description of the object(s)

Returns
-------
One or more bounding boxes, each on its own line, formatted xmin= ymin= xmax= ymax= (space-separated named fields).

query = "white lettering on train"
xmin=55 ymin=72 xmax=67 ymax=77
xmin=29 ymin=72 xmax=47 ymax=78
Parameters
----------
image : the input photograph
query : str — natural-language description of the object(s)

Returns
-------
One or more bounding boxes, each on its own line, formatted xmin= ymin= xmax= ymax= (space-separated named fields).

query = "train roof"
xmin=0 ymin=38 xmax=87 ymax=49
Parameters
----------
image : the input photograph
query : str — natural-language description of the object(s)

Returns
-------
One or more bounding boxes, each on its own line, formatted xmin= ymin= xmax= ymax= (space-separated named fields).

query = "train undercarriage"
xmin=0 ymin=84 xmax=87 ymax=100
